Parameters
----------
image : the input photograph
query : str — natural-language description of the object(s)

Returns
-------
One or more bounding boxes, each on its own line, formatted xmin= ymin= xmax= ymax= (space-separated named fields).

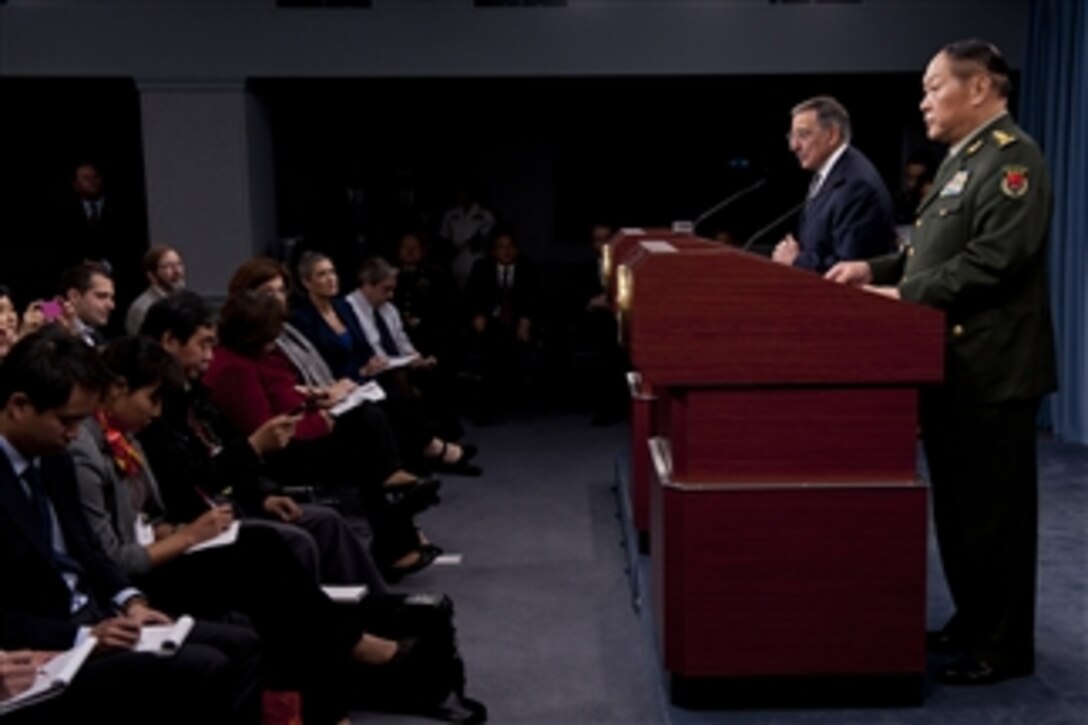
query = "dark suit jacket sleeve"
xmin=465 ymin=259 xmax=493 ymax=319
xmin=829 ymin=179 xmax=897 ymax=264
xmin=514 ymin=259 xmax=543 ymax=323
xmin=794 ymin=179 xmax=894 ymax=272
xmin=138 ymin=412 xmax=266 ymax=523
xmin=0 ymin=455 xmax=134 ymax=650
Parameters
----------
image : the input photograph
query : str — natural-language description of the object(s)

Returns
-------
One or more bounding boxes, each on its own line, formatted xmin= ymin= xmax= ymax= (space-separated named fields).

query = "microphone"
xmin=691 ymin=177 xmax=768 ymax=233
xmin=742 ymin=200 xmax=806 ymax=251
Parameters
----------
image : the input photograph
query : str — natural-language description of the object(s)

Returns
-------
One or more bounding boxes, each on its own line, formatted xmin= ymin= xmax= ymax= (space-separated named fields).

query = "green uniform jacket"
xmin=869 ymin=113 xmax=1057 ymax=404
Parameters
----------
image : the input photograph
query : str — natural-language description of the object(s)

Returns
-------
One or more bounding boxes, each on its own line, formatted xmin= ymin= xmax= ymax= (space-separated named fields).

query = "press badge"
xmin=940 ymin=170 xmax=970 ymax=197
xmin=135 ymin=512 xmax=155 ymax=546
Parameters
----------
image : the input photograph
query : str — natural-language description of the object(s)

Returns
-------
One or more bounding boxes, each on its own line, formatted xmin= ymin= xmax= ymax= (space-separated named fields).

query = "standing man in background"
xmin=773 ymin=96 xmax=897 ymax=272
xmin=826 ymin=39 xmax=1056 ymax=685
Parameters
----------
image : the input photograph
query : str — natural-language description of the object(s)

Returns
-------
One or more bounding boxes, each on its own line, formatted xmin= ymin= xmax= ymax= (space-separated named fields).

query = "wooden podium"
xmin=608 ymin=228 xmax=723 ymax=546
xmin=610 ymin=232 xmax=943 ymax=704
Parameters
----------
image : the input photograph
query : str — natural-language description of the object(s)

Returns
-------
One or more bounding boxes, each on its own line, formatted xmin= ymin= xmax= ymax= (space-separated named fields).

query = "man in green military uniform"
xmin=826 ymin=39 xmax=1057 ymax=685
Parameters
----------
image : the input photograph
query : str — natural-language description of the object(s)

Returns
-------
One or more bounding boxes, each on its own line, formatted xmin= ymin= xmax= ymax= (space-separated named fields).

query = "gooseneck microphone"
xmin=686 ymin=177 xmax=769 ymax=234
xmin=742 ymin=200 xmax=807 ymax=252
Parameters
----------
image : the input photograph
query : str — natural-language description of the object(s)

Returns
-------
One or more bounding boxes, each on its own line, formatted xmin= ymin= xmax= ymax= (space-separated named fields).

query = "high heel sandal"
xmin=429 ymin=441 xmax=482 ymax=477
xmin=382 ymin=543 xmax=443 ymax=584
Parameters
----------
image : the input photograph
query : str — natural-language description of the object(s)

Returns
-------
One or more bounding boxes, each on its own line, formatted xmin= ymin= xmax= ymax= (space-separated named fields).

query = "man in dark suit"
xmin=0 ymin=327 xmax=261 ymax=722
xmin=465 ymin=227 xmax=542 ymax=420
xmin=773 ymin=96 xmax=897 ymax=273
xmin=55 ymin=162 xmax=146 ymax=315
xmin=59 ymin=261 xmax=116 ymax=347
xmin=826 ymin=40 xmax=1056 ymax=685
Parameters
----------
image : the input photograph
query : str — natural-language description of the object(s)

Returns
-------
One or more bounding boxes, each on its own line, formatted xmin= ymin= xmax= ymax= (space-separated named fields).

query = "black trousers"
xmin=8 ymin=620 xmax=261 ymax=725
xmin=920 ymin=388 xmax=1040 ymax=664
xmin=137 ymin=525 xmax=364 ymax=722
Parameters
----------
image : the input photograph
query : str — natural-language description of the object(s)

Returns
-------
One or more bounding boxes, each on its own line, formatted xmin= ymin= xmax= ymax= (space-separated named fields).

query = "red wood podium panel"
xmin=650 ymin=443 xmax=927 ymax=677
xmin=612 ymin=237 xmax=943 ymax=699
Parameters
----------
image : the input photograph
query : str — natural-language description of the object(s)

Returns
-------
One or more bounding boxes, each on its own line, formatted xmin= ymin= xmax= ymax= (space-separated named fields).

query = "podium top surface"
xmin=619 ymin=239 xmax=944 ymax=386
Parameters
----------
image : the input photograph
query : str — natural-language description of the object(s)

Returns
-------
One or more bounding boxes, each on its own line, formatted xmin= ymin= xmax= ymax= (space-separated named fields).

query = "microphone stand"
xmin=742 ymin=200 xmax=806 ymax=252
xmin=692 ymin=177 xmax=769 ymax=233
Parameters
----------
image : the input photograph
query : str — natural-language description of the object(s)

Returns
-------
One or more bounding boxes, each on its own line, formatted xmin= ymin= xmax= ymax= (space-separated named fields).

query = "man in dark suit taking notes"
xmin=0 ymin=327 xmax=260 ymax=723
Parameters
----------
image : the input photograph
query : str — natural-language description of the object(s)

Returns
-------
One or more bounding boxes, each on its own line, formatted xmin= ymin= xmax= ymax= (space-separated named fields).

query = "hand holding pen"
xmin=186 ymin=498 xmax=234 ymax=548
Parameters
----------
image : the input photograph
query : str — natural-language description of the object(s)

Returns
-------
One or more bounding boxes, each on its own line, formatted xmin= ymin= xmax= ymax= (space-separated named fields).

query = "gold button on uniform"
xmin=939 ymin=208 xmax=949 ymax=217
xmin=907 ymin=246 xmax=915 ymax=257
xmin=915 ymin=219 xmax=922 ymax=228
xmin=951 ymin=324 xmax=964 ymax=337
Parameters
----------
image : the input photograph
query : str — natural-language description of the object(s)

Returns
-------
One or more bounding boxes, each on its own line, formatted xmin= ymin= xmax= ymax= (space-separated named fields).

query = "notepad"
xmin=0 ymin=636 xmax=97 ymax=715
xmin=330 ymin=381 xmax=387 ymax=417
xmin=136 ymin=615 xmax=195 ymax=656
xmin=381 ymin=354 xmax=418 ymax=371
xmin=321 ymin=585 xmax=369 ymax=604
xmin=186 ymin=521 xmax=240 ymax=553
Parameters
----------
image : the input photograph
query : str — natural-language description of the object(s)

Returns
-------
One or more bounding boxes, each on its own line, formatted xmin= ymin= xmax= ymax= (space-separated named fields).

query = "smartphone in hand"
xmin=288 ymin=397 xmax=319 ymax=416
xmin=40 ymin=299 xmax=64 ymax=322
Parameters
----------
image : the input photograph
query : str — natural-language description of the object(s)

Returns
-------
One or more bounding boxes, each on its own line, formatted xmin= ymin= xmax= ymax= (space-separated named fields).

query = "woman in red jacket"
xmin=204 ymin=292 xmax=440 ymax=581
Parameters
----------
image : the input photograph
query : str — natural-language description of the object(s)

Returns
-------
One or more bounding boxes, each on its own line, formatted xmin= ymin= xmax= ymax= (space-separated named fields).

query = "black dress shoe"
xmin=384 ymin=477 xmax=442 ymax=515
xmin=927 ymin=627 xmax=966 ymax=654
xmin=937 ymin=654 xmax=1033 ymax=685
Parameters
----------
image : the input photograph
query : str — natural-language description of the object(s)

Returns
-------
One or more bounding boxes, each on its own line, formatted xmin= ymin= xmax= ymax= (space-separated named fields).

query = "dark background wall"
xmin=257 ymin=73 xmax=939 ymax=268
xmin=0 ymin=0 xmax=1030 ymax=298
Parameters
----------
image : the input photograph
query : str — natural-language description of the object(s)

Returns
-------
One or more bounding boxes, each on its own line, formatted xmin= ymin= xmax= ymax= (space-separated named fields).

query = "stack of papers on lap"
xmin=321 ymin=585 xmax=368 ymax=603
xmin=330 ymin=381 xmax=386 ymax=417
xmin=136 ymin=615 xmax=195 ymax=656
xmin=0 ymin=637 xmax=97 ymax=715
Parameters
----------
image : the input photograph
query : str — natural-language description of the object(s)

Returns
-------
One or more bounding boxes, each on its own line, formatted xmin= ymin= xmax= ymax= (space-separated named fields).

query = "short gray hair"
xmin=792 ymin=95 xmax=852 ymax=142
xmin=358 ymin=256 xmax=397 ymax=287
xmin=296 ymin=250 xmax=331 ymax=282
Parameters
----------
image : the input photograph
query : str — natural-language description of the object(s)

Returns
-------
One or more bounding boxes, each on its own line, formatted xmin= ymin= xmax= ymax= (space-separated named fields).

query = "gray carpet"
xmin=353 ymin=420 xmax=1087 ymax=725
xmin=353 ymin=414 xmax=659 ymax=724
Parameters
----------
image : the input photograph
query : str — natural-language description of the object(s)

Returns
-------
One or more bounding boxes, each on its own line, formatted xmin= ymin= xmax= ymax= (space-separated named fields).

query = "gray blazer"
xmin=69 ymin=418 xmax=167 ymax=577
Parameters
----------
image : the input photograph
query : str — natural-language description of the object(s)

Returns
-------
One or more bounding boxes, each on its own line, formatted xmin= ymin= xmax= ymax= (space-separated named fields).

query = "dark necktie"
xmin=498 ymin=266 xmax=514 ymax=325
xmin=23 ymin=463 xmax=87 ymax=613
xmin=23 ymin=464 xmax=54 ymax=546
xmin=372 ymin=308 xmax=399 ymax=357
xmin=23 ymin=465 xmax=84 ymax=578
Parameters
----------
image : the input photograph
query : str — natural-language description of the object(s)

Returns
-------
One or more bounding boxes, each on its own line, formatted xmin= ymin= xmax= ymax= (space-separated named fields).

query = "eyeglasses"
xmin=157 ymin=261 xmax=184 ymax=271
xmin=785 ymin=128 xmax=816 ymax=144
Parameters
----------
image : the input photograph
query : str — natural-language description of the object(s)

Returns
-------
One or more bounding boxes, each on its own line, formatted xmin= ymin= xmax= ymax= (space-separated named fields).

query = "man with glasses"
xmin=773 ymin=96 xmax=897 ymax=272
xmin=125 ymin=245 xmax=186 ymax=335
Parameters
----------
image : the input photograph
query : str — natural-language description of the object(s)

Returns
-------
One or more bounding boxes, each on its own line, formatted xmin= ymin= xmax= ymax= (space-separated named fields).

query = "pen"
xmin=193 ymin=486 xmax=217 ymax=509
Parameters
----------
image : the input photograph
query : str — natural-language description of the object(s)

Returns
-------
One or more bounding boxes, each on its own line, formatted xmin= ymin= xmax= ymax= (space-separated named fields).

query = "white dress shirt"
xmin=344 ymin=290 xmax=418 ymax=358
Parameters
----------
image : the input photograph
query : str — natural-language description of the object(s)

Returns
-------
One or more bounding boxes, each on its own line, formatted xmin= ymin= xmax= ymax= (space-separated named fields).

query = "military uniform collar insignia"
xmin=992 ymin=129 xmax=1018 ymax=148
